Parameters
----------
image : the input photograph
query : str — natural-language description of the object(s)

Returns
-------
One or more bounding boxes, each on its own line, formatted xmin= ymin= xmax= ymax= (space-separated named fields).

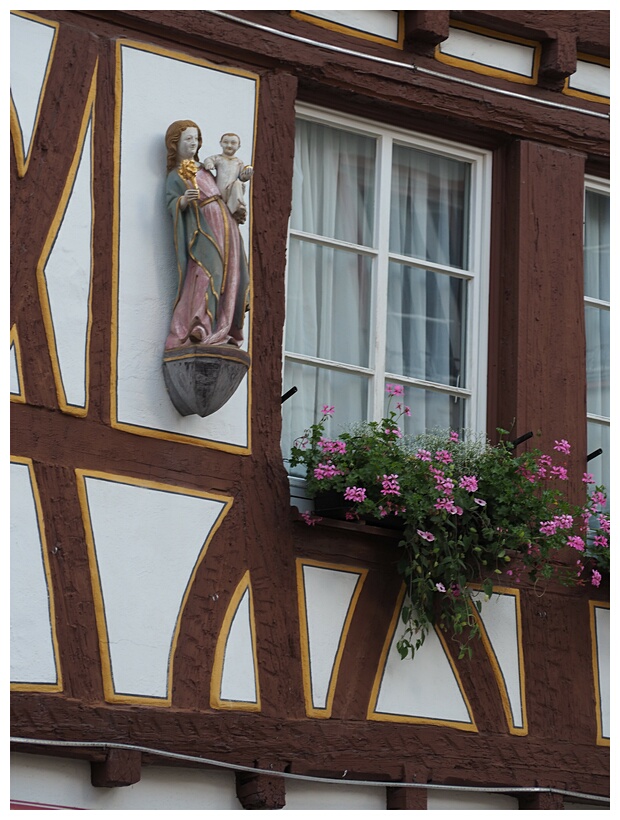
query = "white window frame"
xmin=283 ymin=104 xmax=492 ymax=491
xmin=583 ymin=175 xmax=610 ymax=488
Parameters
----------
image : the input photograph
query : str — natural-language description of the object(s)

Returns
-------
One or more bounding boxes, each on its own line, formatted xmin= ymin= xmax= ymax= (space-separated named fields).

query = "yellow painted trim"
xmin=469 ymin=584 xmax=528 ymax=736
xmin=10 ymin=456 xmax=63 ymax=693
xmin=110 ymin=39 xmax=259 ymax=454
xmin=436 ymin=21 xmax=540 ymax=86
xmin=296 ymin=558 xmax=368 ymax=719
xmin=367 ymin=584 xmax=478 ymax=731
xmin=563 ymin=54 xmax=610 ymax=105
xmin=291 ymin=10 xmax=404 ymax=49
xmin=76 ymin=468 xmax=233 ymax=706
xmin=589 ymin=600 xmax=610 ymax=746
xmin=10 ymin=11 xmax=59 ymax=178
xmin=10 ymin=324 xmax=26 ymax=403
xmin=210 ymin=570 xmax=261 ymax=712
xmin=35 ymin=63 xmax=97 ymax=418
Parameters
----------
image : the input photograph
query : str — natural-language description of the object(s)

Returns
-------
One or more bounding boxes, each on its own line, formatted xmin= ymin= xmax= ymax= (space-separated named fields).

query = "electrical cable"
xmin=10 ymin=736 xmax=609 ymax=804
xmin=207 ymin=11 xmax=609 ymax=121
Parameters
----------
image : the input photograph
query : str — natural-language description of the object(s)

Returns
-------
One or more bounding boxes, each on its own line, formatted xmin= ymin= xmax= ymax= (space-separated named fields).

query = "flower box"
xmin=289 ymin=387 xmax=610 ymax=659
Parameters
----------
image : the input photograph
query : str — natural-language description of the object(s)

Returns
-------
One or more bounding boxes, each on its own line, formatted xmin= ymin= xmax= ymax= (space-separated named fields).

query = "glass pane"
xmin=386 ymin=263 xmax=466 ymax=387
xmin=291 ymin=119 xmax=376 ymax=247
xmin=285 ymin=239 xmax=372 ymax=367
xmin=282 ymin=360 xmax=369 ymax=474
xmin=585 ymin=305 xmax=610 ymax=418
xmin=390 ymin=144 xmax=470 ymax=269
xmin=587 ymin=421 xmax=609 ymax=506
xmin=384 ymin=382 xmax=466 ymax=438
xmin=584 ymin=190 xmax=610 ymax=302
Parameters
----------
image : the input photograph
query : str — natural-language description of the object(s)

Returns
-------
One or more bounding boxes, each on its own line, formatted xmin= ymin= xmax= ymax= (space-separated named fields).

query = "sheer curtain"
xmin=283 ymin=120 xmax=375 ymax=463
xmin=584 ymin=189 xmax=610 ymax=493
xmin=387 ymin=146 xmax=469 ymax=432
xmin=282 ymin=120 xmax=474 ymax=465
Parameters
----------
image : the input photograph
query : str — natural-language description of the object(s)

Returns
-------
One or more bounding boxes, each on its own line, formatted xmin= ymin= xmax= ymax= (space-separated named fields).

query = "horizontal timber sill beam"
xmin=10 ymin=736 xmax=610 ymax=806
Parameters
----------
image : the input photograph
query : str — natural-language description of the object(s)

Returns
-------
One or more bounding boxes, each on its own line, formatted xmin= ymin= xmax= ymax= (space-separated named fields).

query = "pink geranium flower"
xmin=381 ymin=474 xmax=401 ymax=496
xmin=540 ymin=520 xmax=557 ymax=536
xmin=344 ymin=486 xmax=367 ymax=503
xmin=417 ymin=530 xmax=435 ymax=542
xmin=567 ymin=535 xmax=585 ymax=551
xmin=554 ymin=439 xmax=571 ymax=454
xmin=322 ymin=404 xmax=335 ymax=416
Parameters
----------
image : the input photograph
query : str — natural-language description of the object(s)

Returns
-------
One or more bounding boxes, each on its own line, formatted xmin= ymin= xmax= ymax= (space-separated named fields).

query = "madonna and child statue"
xmin=162 ymin=119 xmax=253 ymax=417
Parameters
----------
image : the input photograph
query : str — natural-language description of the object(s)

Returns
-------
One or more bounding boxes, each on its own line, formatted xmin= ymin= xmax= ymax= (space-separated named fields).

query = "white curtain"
xmin=282 ymin=121 xmax=471 ymax=463
xmin=387 ymin=145 xmax=469 ymax=432
xmin=584 ymin=189 xmax=610 ymax=494
xmin=584 ymin=190 xmax=610 ymax=418
xmin=283 ymin=120 xmax=374 ymax=462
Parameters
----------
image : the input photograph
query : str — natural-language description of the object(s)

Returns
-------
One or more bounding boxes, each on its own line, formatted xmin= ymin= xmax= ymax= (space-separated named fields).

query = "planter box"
xmin=314 ymin=490 xmax=404 ymax=531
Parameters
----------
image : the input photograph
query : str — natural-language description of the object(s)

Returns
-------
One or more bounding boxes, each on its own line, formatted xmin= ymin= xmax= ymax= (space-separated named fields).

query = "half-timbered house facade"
xmin=11 ymin=9 xmax=609 ymax=810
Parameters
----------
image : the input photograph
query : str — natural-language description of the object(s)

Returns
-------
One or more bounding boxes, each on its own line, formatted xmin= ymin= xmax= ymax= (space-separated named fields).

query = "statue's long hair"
xmin=165 ymin=120 xmax=202 ymax=173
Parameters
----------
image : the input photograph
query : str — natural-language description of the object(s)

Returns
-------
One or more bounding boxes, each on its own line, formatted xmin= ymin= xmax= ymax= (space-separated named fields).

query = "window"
xmin=584 ymin=178 xmax=610 ymax=495
xmin=282 ymin=106 xmax=491 ymax=477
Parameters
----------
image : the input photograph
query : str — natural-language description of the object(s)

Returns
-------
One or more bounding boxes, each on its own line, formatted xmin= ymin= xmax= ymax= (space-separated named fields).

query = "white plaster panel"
xmin=10 ymin=343 xmax=21 ymax=395
xmin=302 ymin=565 xmax=361 ymax=709
xmin=570 ymin=60 xmax=610 ymax=97
xmin=284 ymin=779 xmax=386 ymax=810
xmin=10 ymin=13 xmax=56 ymax=163
xmin=10 ymin=462 xmax=58 ymax=685
xmin=83 ymin=475 xmax=227 ymax=699
xmin=298 ymin=10 xmax=400 ymax=41
xmin=374 ymin=606 xmax=471 ymax=723
xmin=117 ymin=44 xmax=257 ymax=447
xmin=11 ymin=753 xmax=241 ymax=810
xmin=440 ymin=27 xmax=535 ymax=77
xmin=428 ymin=789 xmax=518 ymax=810
xmin=594 ymin=606 xmax=610 ymax=738
xmin=44 ymin=119 xmax=93 ymax=409
xmin=220 ymin=587 xmax=257 ymax=703
xmin=476 ymin=592 xmax=523 ymax=728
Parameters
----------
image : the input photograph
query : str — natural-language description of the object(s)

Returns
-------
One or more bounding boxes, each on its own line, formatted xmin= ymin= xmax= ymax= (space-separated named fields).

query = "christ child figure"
xmin=204 ymin=133 xmax=254 ymax=224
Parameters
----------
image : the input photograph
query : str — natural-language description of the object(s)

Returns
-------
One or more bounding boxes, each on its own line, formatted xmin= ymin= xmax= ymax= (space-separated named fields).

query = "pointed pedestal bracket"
xmin=163 ymin=344 xmax=251 ymax=417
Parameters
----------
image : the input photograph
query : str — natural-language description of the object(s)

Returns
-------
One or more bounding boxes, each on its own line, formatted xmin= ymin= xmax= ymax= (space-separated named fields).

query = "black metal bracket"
xmin=281 ymin=386 xmax=298 ymax=404
xmin=510 ymin=431 xmax=533 ymax=448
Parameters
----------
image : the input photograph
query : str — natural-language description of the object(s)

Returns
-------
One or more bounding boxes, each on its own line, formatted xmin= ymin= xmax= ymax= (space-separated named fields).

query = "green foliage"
xmin=290 ymin=391 xmax=610 ymax=660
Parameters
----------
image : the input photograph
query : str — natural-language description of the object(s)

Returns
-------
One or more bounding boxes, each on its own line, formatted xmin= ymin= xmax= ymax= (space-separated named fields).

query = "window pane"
xmin=584 ymin=190 xmax=610 ymax=302
xmin=291 ymin=119 xmax=376 ymax=247
xmin=282 ymin=360 xmax=369 ymax=471
xmin=390 ymin=144 xmax=470 ymax=268
xmin=385 ymin=383 xmax=466 ymax=437
xmin=286 ymin=238 xmax=372 ymax=367
xmin=587 ymin=421 xmax=609 ymax=502
xmin=386 ymin=263 xmax=466 ymax=387
xmin=585 ymin=305 xmax=610 ymax=418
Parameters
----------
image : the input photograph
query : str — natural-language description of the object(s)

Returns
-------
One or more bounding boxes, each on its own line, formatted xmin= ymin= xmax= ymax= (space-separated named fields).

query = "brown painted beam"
xmin=539 ymin=31 xmax=578 ymax=90
xmin=518 ymin=790 xmax=565 ymax=810
xmin=91 ymin=748 xmax=142 ymax=787
xmin=404 ymin=11 xmax=449 ymax=57
xmin=235 ymin=771 xmax=286 ymax=810
xmin=386 ymin=785 xmax=428 ymax=810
